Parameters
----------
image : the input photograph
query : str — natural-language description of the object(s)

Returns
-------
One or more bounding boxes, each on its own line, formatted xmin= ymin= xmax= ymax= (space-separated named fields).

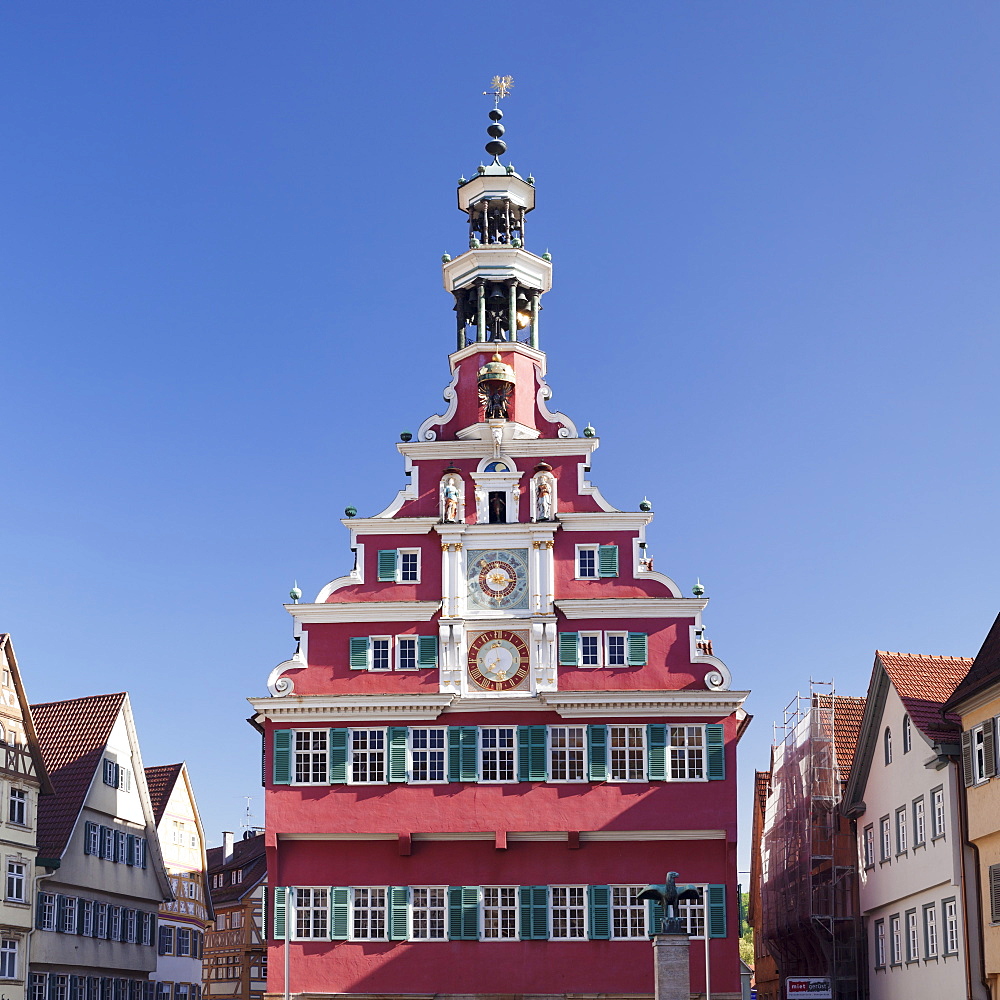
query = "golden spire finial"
xmin=484 ymin=75 xmax=514 ymax=108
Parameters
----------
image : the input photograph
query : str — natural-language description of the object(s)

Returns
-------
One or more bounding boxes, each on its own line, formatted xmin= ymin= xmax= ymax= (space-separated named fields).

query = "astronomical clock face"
xmin=466 ymin=548 xmax=529 ymax=611
xmin=467 ymin=630 xmax=531 ymax=692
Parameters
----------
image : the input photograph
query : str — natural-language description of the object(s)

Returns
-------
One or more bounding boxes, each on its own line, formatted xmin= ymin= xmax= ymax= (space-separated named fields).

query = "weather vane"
xmin=484 ymin=75 xmax=514 ymax=107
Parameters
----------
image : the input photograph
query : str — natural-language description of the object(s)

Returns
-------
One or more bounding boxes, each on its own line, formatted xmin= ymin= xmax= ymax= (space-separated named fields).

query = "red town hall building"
xmin=250 ymin=105 xmax=750 ymax=1000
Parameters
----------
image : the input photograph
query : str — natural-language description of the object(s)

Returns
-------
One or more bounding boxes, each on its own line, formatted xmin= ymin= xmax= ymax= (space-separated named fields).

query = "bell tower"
xmin=443 ymin=90 xmax=553 ymax=351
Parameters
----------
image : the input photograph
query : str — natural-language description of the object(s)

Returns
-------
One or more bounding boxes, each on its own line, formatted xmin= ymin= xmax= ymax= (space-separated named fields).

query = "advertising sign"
xmin=786 ymin=978 xmax=832 ymax=999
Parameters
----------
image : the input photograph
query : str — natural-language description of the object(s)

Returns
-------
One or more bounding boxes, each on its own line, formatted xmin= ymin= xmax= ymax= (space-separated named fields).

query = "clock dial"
xmin=467 ymin=631 xmax=530 ymax=692
xmin=466 ymin=548 xmax=529 ymax=611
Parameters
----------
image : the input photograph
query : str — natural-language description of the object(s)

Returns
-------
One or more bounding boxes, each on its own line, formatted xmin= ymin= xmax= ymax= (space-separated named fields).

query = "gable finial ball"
xmin=583 ymin=424 xmax=596 ymax=438
xmin=400 ymin=431 xmax=412 ymax=442
xmin=639 ymin=497 xmax=652 ymax=512
xmin=692 ymin=579 xmax=705 ymax=597
xmin=289 ymin=582 xmax=302 ymax=604
xmin=344 ymin=506 xmax=357 ymax=519
xmin=441 ymin=253 xmax=451 ymax=263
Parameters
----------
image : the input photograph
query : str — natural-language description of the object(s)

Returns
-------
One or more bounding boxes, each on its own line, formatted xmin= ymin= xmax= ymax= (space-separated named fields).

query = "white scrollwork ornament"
xmin=704 ymin=671 xmax=726 ymax=691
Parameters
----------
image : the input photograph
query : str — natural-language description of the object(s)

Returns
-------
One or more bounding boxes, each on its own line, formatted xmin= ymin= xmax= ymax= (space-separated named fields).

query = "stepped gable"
xmin=945 ymin=611 xmax=1000 ymax=711
xmin=31 ymin=691 xmax=126 ymax=858
xmin=876 ymin=651 xmax=972 ymax=743
xmin=145 ymin=762 xmax=184 ymax=824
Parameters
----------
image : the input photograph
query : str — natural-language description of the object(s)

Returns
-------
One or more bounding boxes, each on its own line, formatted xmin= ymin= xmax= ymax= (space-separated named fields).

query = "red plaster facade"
xmin=251 ymin=114 xmax=749 ymax=1000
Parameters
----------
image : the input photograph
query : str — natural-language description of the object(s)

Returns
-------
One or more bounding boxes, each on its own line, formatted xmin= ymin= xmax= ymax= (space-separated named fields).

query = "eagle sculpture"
xmin=637 ymin=872 xmax=702 ymax=934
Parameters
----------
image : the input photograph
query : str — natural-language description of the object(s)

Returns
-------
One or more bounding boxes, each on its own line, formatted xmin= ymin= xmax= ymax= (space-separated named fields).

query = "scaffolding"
xmin=760 ymin=681 xmax=864 ymax=1000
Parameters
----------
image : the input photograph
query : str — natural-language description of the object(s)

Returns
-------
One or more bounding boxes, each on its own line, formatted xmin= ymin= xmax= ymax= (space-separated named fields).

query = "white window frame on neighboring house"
xmin=8 ymin=789 xmax=26 ymax=827
xmin=60 ymin=897 xmax=77 ymax=933
xmin=5 ymin=861 xmax=24 ymax=902
xmin=549 ymin=726 xmax=586 ymax=782
xmin=409 ymin=728 xmax=447 ymax=783
xmin=549 ymin=885 xmax=587 ymax=940
xmin=349 ymin=729 xmax=387 ymax=784
xmin=0 ymin=938 xmax=17 ymax=979
xmin=481 ymin=886 xmax=518 ymax=941
xmin=913 ymin=797 xmax=926 ymax=847
xmin=351 ymin=887 xmax=387 ymax=941
xmin=895 ymin=807 xmax=907 ymax=855
xmin=608 ymin=726 xmax=646 ymax=782
xmin=943 ymin=898 xmax=959 ymax=954
xmin=38 ymin=893 xmax=56 ymax=931
xmin=410 ymin=887 xmax=447 ymax=941
xmin=82 ymin=900 xmax=94 ymax=937
xmin=874 ymin=918 xmax=885 ymax=968
xmin=293 ymin=730 xmax=328 ymax=785
xmin=879 ymin=816 xmax=891 ymax=862
xmin=862 ymin=825 xmax=875 ymax=868
xmin=931 ymin=786 xmax=946 ymax=839
xmin=902 ymin=714 xmax=912 ymax=753
xmin=889 ymin=914 xmax=901 ymax=965
xmin=906 ymin=909 xmax=918 ymax=962
xmin=479 ymin=727 xmax=517 ymax=783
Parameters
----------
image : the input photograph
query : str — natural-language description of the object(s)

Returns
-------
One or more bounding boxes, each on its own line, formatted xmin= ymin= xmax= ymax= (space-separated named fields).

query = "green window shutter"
xmin=707 ymin=885 xmax=727 ymax=937
xmin=388 ymin=728 xmax=408 ymax=782
xmin=598 ymin=544 xmax=619 ymax=577
xmin=517 ymin=726 xmax=547 ymax=781
xmin=329 ymin=728 xmax=349 ymax=783
xmin=559 ymin=632 xmax=580 ymax=666
xmin=377 ymin=549 xmax=399 ymax=582
xmin=588 ymin=724 xmax=608 ymax=781
xmin=588 ymin=885 xmax=611 ymax=940
xmin=448 ymin=886 xmax=479 ymax=940
xmin=272 ymin=730 xmax=292 ymax=785
xmin=647 ymin=724 xmax=667 ymax=781
xmin=388 ymin=887 xmax=409 ymax=940
xmin=706 ymin=724 xmax=725 ymax=780
xmin=329 ymin=888 xmax=349 ymax=940
xmin=626 ymin=632 xmax=648 ymax=666
xmin=417 ymin=635 xmax=438 ymax=667
xmin=647 ymin=897 xmax=666 ymax=936
xmin=519 ymin=886 xmax=548 ymax=940
xmin=349 ymin=637 xmax=370 ymax=670
xmin=273 ymin=888 xmax=287 ymax=939
xmin=448 ymin=728 xmax=479 ymax=782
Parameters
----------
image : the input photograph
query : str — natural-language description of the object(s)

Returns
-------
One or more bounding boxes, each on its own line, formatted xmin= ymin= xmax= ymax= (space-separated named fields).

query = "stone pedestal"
xmin=652 ymin=932 xmax=691 ymax=1000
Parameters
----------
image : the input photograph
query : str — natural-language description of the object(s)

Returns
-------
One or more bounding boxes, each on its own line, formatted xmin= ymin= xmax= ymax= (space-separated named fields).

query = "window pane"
xmin=481 ymin=728 xmax=515 ymax=782
xmin=411 ymin=888 xmax=446 ymax=940
xmin=411 ymin=729 xmax=446 ymax=782
xmin=609 ymin=726 xmax=645 ymax=780
xmin=551 ymin=886 xmax=586 ymax=939
xmin=611 ymin=886 xmax=646 ymax=939
xmin=482 ymin=887 xmax=517 ymax=940
xmin=294 ymin=731 xmax=328 ymax=784
xmin=550 ymin=727 xmax=585 ymax=781
xmin=352 ymin=888 xmax=386 ymax=940
xmin=669 ymin=726 xmax=704 ymax=780
xmin=351 ymin=730 xmax=385 ymax=783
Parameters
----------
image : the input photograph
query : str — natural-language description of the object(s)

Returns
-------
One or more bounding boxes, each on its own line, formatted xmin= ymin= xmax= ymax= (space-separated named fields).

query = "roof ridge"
xmin=877 ymin=650 xmax=973 ymax=662
xmin=31 ymin=691 xmax=128 ymax=710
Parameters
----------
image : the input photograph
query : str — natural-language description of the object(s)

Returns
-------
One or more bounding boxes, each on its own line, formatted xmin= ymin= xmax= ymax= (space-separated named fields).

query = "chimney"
xmin=222 ymin=831 xmax=234 ymax=864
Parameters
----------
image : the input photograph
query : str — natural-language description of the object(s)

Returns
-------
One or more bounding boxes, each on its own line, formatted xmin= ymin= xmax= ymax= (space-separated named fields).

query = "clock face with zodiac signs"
xmin=467 ymin=630 xmax=531 ymax=692
xmin=466 ymin=548 xmax=529 ymax=611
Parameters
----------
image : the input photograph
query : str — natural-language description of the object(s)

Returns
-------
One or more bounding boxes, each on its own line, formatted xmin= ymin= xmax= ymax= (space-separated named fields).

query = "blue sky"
xmin=2 ymin=2 xmax=999 ymax=874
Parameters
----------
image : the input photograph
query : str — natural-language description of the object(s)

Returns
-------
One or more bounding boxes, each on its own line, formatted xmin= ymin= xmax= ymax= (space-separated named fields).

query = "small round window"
xmin=484 ymin=462 xmax=508 ymax=472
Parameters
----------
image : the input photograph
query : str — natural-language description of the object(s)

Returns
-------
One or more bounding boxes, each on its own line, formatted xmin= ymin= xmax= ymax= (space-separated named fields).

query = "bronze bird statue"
xmin=637 ymin=872 xmax=702 ymax=933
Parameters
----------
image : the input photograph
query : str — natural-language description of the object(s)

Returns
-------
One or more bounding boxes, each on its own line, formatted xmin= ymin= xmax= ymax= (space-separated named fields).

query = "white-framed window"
xmin=971 ymin=721 xmax=995 ymax=783
xmin=481 ymin=887 xmax=518 ymax=940
xmin=103 ymin=760 xmax=118 ymax=787
xmin=101 ymin=827 xmax=114 ymax=861
xmin=396 ymin=637 xmax=418 ymax=671
xmin=605 ymin=632 xmax=627 ymax=667
xmin=931 ymin=787 xmax=946 ymax=838
xmin=884 ymin=727 xmax=892 ymax=765
xmin=86 ymin=823 xmax=101 ymax=856
xmin=370 ymin=637 xmax=391 ymax=672
xmin=611 ymin=886 xmax=646 ymax=939
xmin=906 ymin=909 xmax=918 ymax=962
xmin=889 ymin=914 xmax=901 ymax=964
xmin=82 ymin=900 xmax=94 ymax=937
xmin=549 ymin=726 xmax=586 ymax=782
xmin=550 ymin=886 xmax=587 ymax=939
xmin=351 ymin=888 xmax=387 ymax=940
xmin=874 ymin=918 xmax=885 ymax=967
xmin=880 ymin=816 xmax=891 ymax=861
xmin=669 ymin=726 xmax=705 ymax=780
xmin=230 ymin=910 xmax=244 ymax=928
xmin=96 ymin=902 xmax=108 ymax=939
xmin=398 ymin=550 xmax=420 ymax=583
xmin=60 ymin=896 xmax=78 ymax=933
xmin=294 ymin=888 xmax=328 ymax=939
xmin=862 ymin=825 xmax=875 ymax=868
xmin=350 ymin=729 xmax=386 ymax=784
xmin=678 ymin=891 xmax=706 ymax=938
xmin=5 ymin=861 xmax=24 ymax=902
xmin=8 ymin=789 xmax=26 ymax=827
xmin=903 ymin=715 xmax=912 ymax=754
xmin=294 ymin=730 xmax=328 ymax=784
xmin=0 ymin=938 xmax=16 ymax=979
xmin=579 ymin=633 xmax=601 ymax=667
xmin=895 ymin=807 xmax=907 ymax=854
xmin=30 ymin=973 xmax=46 ymax=1000
xmin=38 ymin=892 xmax=56 ymax=931
xmin=944 ymin=898 xmax=959 ymax=954
xmin=134 ymin=839 xmax=146 ymax=869
xmin=410 ymin=887 xmax=447 ymax=940
xmin=924 ymin=903 xmax=938 ymax=957
xmin=480 ymin=727 xmax=516 ymax=783
xmin=126 ymin=909 xmax=138 ymax=944
xmin=50 ymin=976 xmax=68 ymax=1000
xmin=609 ymin=726 xmax=645 ymax=781
xmin=913 ymin=797 xmax=926 ymax=846
xmin=176 ymin=927 xmax=190 ymax=955
xmin=409 ymin=728 xmax=446 ymax=783
xmin=116 ymin=831 xmax=128 ymax=864
xmin=576 ymin=545 xmax=598 ymax=579
xmin=110 ymin=906 xmax=122 ymax=942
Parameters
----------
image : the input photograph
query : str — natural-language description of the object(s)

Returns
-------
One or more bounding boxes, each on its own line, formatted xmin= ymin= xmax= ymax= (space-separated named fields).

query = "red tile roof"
xmin=206 ymin=833 xmax=266 ymax=905
xmin=754 ymin=770 xmax=771 ymax=815
xmin=876 ymin=651 xmax=972 ymax=744
xmin=946 ymin=612 xmax=1000 ymax=711
xmin=832 ymin=695 xmax=866 ymax=781
xmin=31 ymin=693 xmax=126 ymax=859
xmin=145 ymin=763 xmax=183 ymax=825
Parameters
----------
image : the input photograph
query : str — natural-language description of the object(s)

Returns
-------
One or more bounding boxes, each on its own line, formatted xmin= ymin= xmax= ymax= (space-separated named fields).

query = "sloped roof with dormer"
xmin=206 ymin=833 xmax=266 ymax=907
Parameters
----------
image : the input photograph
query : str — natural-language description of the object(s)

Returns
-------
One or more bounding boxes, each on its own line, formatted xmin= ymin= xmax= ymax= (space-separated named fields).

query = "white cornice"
xmin=449 ymin=340 xmax=546 ymax=374
xmin=555 ymin=598 xmax=708 ymax=620
xmin=398 ymin=438 xmax=597 ymax=461
xmin=445 ymin=696 xmax=549 ymax=713
xmin=248 ymin=694 xmax=455 ymax=723
xmin=277 ymin=829 xmax=726 ymax=842
xmin=558 ymin=512 xmax=653 ymax=532
xmin=286 ymin=601 xmax=442 ymax=623
xmin=542 ymin=690 xmax=749 ymax=718
xmin=339 ymin=517 xmax=439 ymax=536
